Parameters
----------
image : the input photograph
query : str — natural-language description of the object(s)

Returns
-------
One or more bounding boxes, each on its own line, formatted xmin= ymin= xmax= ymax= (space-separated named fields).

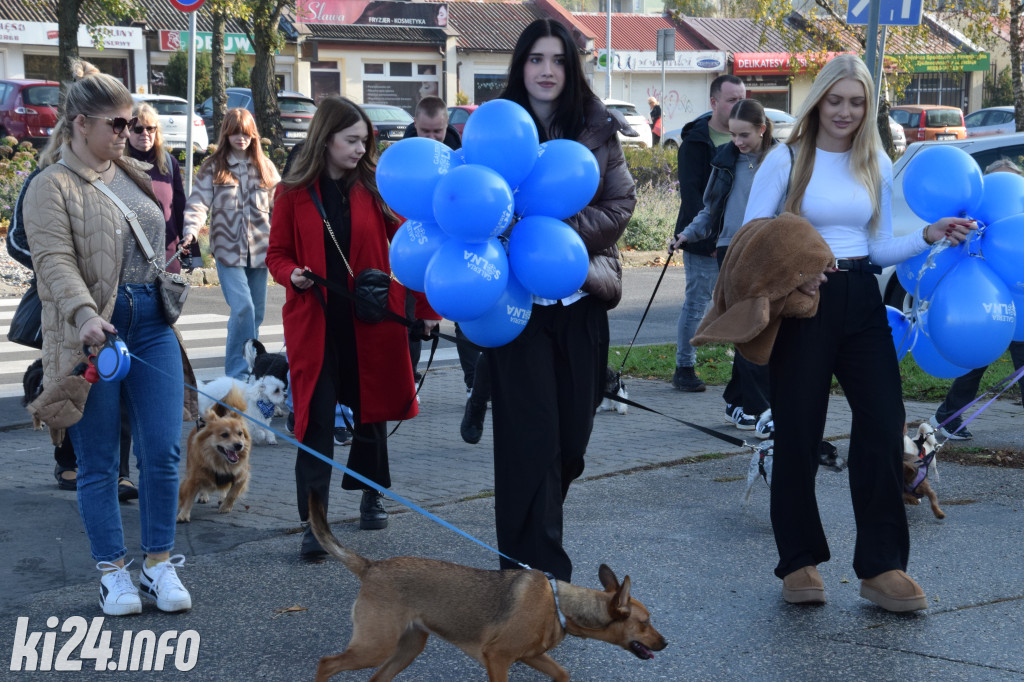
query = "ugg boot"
xmin=782 ymin=565 xmax=826 ymax=604
xmin=860 ymin=570 xmax=927 ymax=612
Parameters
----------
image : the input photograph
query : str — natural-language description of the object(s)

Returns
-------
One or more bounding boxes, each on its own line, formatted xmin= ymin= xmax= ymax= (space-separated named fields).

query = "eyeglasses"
xmin=132 ymin=125 xmax=157 ymax=135
xmin=82 ymin=115 xmax=139 ymax=135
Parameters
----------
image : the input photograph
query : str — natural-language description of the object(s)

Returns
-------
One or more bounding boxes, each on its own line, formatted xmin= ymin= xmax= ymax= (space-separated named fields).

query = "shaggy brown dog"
xmin=903 ymin=422 xmax=944 ymax=519
xmin=308 ymin=492 xmax=667 ymax=682
xmin=177 ymin=387 xmax=251 ymax=522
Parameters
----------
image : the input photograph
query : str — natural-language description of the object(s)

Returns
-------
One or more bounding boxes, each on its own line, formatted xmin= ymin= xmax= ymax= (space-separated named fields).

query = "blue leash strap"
xmin=126 ymin=351 xmax=531 ymax=570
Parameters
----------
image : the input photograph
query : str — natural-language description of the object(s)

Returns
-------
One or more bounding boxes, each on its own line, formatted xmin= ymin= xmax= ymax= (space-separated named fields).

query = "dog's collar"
xmin=256 ymin=398 xmax=276 ymax=419
xmin=905 ymin=445 xmax=935 ymax=497
xmin=544 ymin=572 xmax=567 ymax=631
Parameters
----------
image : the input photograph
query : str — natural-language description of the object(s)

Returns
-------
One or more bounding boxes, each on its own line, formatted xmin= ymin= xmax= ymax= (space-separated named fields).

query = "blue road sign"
xmin=847 ymin=0 xmax=923 ymax=25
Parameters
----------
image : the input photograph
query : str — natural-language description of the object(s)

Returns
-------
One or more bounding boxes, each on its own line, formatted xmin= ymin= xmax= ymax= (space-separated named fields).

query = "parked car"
xmin=889 ymin=115 xmax=907 ymax=155
xmin=447 ymin=105 xmax=478 ymax=135
xmin=362 ymin=104 xmax=414 ymax=143
xmin=131 ymin=94 xmax=209 ymax=152
xmin=765 ymin=108 xmax=795 ymax=141
xmin=602 ymin=98 xmax=652 ymax=148
xmin=890 ymin=105 xmax=966 ymax=143
xmin=197 ymin=88 xmax=317 ymax=147
xmin=965 ymin=106 xmax=1016 ymax=138
xmin=0 ymin=79 xmax=59 ymax=148
xmin=879 ymin=132 xmax=1024 ymax=308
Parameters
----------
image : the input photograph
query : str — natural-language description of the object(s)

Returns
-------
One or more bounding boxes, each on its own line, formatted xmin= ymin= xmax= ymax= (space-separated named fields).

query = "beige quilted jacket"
xmin=23 ymin=144 xmax=198 ymax=441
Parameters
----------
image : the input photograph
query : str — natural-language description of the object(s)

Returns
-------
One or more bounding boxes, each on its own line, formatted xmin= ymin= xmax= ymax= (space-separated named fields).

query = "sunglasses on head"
xmin=83 ymin=114 xmax=139 ymax=135
xmin=132 ymin=125 xmax=157 ymax=135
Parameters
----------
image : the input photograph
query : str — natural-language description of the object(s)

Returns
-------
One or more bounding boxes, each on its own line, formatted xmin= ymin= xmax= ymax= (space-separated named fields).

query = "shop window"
xmin=365 ymin=63 xmax=384 ymax=74
xmin=311 ymin=70 xmax=341 ymax=104
xmin=25 ymin=54 xmax=128 ymax=86
xmin=473 ymin=74 xmax=505 ymax=104
xmin=390 ymin=62 xmax=412 ymax=77
xmin=363 ymin=60 xmax=441 ymax=114
xmin=899 ymin=73 xmax=966 ymax=108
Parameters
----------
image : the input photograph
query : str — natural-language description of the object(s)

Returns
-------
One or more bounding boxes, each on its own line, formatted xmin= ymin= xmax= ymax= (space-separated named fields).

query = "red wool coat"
xmin=266 ymin=179 xmax=436 ymax=441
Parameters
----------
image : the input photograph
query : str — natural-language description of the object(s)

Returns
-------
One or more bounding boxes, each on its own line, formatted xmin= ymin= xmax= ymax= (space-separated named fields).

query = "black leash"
xmin=601 ymin=392 xmax=749 ymax=449
xmin=615 ymin=251 xmax=674 ymax=377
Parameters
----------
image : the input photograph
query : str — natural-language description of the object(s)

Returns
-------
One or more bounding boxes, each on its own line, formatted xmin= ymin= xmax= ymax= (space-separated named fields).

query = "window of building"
xmin=25 ymin=54 xmax=129 ymax=86
xmin=473 ymin=74 xmax=505 ymax=104
xmin=899 ymin=72 xmax=967 ymax=108
xmin=362 ymin=60 xmax=441 ymax=114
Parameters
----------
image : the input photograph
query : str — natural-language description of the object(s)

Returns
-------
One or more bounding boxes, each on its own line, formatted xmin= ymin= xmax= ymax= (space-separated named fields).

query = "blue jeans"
xmin=68 ymin=284 xmax=184 ymax=563
xmin=675 ymin=250 xmax=719 ymax=368
xmin=216 ymin=262 xmax=267 ymax=379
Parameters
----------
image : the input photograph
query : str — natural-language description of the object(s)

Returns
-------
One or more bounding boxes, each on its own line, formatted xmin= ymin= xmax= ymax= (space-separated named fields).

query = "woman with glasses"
xmin=125 ymin=103 xmax=199 ymax=275
xmin=182 ymin=108 xmax=280 ymax=379
xmin=24 ymin=60 xmax=198 ymax=616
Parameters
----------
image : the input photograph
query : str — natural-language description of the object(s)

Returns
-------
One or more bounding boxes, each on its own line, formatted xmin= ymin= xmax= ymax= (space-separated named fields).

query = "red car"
xmin=0 ymin=79 xmax=60 ymax=148
xmin=447 ymin=105 xmax=478 ymax=135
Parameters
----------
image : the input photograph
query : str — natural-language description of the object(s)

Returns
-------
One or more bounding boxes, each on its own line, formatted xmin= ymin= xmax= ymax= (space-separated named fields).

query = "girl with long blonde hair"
xmin=182 ymin=107 xmax=280 ymax=378
xmin=742 ymin=54 xmax=975 ymax=612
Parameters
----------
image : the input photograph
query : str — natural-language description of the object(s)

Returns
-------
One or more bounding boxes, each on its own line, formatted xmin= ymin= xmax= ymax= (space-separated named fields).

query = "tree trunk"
xmin=250 ymin=41 xmax=280 ymax=145
xmin=1012 ymin=0 xmax=1023 ymax=132
xmin=212 ymin=10 xmax=228 ymax=142
xmin=877 ymin=98 xmax=894 ymax=158
xmin=57 ymin=0 xmax=82 ymax=105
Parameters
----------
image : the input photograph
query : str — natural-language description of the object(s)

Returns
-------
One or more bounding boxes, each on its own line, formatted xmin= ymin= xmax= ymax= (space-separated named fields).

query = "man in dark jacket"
xmin=672 ymin=74 xmax=745 ymax=393
xmin=401 ymin=95 xmax=462 ymax=149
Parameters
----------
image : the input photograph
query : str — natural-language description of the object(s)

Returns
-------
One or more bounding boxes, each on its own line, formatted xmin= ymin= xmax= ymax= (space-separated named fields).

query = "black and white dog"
xmin=198 ymin=339 xmax=288 ymax=445
xmin=597 ymin=366 xmax=629 ymax=415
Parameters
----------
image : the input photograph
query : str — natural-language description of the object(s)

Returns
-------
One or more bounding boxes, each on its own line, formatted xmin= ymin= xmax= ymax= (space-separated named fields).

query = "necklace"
xmin=99 ymin=160 xmax=113 ymax=173
xmin=748 ymin=161 xmax=755 ymax=169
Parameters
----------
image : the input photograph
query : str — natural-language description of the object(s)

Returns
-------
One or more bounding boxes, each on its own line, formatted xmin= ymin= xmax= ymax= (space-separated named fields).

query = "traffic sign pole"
xmin=865 ymin=0 xmax=881 ymax=83
xmin=186 ymin=11 xmax=196 ymax=195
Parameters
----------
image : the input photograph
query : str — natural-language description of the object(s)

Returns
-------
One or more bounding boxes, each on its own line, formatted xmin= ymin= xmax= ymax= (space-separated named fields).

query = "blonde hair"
xmin=197 ymin=108 xmax=277 ymax=188
xmin=39 ymin=59 xmax=134 ymax=168
xmin=784 ymin=54 xmax=884 ymax=233
xmin=130 ymin=102 xmax=169 ymax=175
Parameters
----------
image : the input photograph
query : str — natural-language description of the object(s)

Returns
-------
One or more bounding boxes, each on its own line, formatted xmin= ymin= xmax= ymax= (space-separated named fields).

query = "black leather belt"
xmin=834 ymin=258 xmax=882 ymax=274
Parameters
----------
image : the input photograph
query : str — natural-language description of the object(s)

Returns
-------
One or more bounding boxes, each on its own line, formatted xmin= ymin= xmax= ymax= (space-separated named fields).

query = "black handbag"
xmin=308 ymin=186 xmax=393 ymax=324
xmin=7 ymin=277 xmax=42 ymax=348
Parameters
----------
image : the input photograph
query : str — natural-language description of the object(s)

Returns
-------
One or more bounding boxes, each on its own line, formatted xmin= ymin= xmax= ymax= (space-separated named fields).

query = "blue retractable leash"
xmin=121 ymin=350 xmax=530 ymax=570
xmin=73 ymin=332 xmax=131 ymax=383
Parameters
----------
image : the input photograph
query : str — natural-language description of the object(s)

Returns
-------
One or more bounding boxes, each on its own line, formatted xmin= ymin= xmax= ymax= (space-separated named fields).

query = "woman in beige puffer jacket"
xmin=25 ymin=60 xmax=197 ymax=617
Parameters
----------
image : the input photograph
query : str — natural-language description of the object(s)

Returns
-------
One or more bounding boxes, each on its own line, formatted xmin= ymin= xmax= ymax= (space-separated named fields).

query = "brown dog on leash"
xmin=307 ymin=492 xmax=667 ymax=681
xmin=903 ymin=422 xmax=944 ymax=519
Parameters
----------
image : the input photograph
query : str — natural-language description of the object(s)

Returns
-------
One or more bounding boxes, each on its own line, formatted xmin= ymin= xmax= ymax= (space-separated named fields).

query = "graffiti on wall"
xmin=647 ymin=86 xmax=697 ymax=132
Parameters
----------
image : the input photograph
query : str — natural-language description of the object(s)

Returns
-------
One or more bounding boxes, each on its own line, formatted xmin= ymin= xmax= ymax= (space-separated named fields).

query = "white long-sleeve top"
xmin=743 ymin=144 xmax=929 ymax=267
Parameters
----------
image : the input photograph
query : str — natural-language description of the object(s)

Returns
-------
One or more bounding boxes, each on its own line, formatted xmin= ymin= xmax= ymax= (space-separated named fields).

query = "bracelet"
xmin=922 ymin=225 xmax=933 ymax=245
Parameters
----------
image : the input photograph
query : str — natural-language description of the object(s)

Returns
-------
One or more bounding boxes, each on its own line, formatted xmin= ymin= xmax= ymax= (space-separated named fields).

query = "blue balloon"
xmin=927 ymin=257 xmax=1016 ymax=369
xmin=976 ymin=171 xmax=1024 ymax=227
xmin=895 ymin=241 xmax=967 ymax=300
xmin=376 ymin=138 xmax=457 ymax=220
xmin=432 ymin=164 xmax=514 ymax=243
xmin=459 ymin=273 xmax=534 ymax=348
xmin=514 ymin=140 xmax=601 ymax=220
xmin=508 ymin=216 xmax=589 ymax=300
xmin=424 ymin=238 xmax=509 ymax=321
xmin=911 ymin=325 xmax=971 ymax=379
xmin=1013 ymin=292 xmax=1024 ymax=342
xmin=903 ymin=145 xmax=983 ymax=222
xmin=885 ymin=306 xmax=913 ymax=361
xmin=462 ymin=100 xmax=539 ymax=188
xmin=980 ymin=214 xmax=1024 ymax=293
xmin=389 ymin=219 xmax=449 ymax=292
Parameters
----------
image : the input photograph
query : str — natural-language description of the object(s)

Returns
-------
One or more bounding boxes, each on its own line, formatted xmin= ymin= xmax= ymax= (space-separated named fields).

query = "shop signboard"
xmin=295 ymin=0 xmax=448 ymax=27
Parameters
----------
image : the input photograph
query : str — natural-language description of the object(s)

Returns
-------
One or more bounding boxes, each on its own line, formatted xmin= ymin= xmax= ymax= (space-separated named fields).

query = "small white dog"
xmin=597 ymin=366 xmax=629 ymax=415
xmin=198 ymin=340 xmax=288 ymax=445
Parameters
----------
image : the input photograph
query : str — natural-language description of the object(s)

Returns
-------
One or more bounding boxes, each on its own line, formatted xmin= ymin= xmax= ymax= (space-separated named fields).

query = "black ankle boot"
xmin=460 ymin=395 xmax=487 ymax=444
xmin=359 ymin=491 xmax=388 ymax=530
xmin=300 ymin=522 xmax=327 ymax=561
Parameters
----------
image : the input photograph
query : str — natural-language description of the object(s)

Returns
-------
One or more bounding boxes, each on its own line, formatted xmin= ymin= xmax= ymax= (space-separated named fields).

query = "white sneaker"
xmin=97 ymin=561 xmax=142 ymax=616
xmin=139 ymin=555 xmax=192 ymax=612
xmin=755 ymin=409 xmax=774 ymax=440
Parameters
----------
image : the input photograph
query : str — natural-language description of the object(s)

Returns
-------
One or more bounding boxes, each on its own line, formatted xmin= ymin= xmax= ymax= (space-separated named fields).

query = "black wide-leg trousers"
xmin=769 ymin=270 xmax=909 ymax=580
xmin=488 ymin=296 xmax=608 ymax=581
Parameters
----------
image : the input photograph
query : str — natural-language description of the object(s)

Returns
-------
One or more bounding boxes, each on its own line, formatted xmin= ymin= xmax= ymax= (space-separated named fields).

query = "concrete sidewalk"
xmin=2 ymin=367 xmax=1023 ymax=680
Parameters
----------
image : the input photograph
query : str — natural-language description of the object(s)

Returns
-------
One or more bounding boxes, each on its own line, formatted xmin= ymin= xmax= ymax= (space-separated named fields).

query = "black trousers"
xmin=935 ymin=341 xmax=1024 ymax=421
xmin=769 ymin=270 xmax=909 ymax=580
xmin=294 ymin=326 xmax=389 ymax=523
xmin=717 ymin=247 xmax=770 ymax=416
xmin=489 ymin=296 xmax=608 ymax=581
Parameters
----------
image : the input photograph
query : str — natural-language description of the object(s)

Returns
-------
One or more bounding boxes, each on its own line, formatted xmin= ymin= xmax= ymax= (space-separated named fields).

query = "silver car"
xmin=965 ymin=106 xmax=1016 ymax=138
xmin=889 ymin=115 xmax=907 ymax=155
xmin=131 ymin=94 xmax=209 ymax=152
xmin=879 ymin=132 xmax=1024 ymax=308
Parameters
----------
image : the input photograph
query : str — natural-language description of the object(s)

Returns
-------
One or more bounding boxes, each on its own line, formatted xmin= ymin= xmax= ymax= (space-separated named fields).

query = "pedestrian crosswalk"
xmin=0 ymin=298 xmax=285 ymax=401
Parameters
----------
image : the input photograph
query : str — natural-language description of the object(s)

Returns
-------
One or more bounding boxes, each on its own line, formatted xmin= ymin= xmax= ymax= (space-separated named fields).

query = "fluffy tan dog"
xmin=177 ymin=387 xmax=251 ymax=522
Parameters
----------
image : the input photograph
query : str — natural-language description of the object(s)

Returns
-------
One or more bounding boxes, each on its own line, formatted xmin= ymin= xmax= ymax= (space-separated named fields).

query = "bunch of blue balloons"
xmin=377 ymin=100 xmax=600 ymax=347
xmin=888 ymin=145 xmax=1024 ymax=378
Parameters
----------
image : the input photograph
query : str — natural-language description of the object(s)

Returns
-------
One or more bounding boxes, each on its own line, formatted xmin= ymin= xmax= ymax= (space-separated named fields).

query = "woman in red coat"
xmin=266 ymin=97 xmax=439 ymax=560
